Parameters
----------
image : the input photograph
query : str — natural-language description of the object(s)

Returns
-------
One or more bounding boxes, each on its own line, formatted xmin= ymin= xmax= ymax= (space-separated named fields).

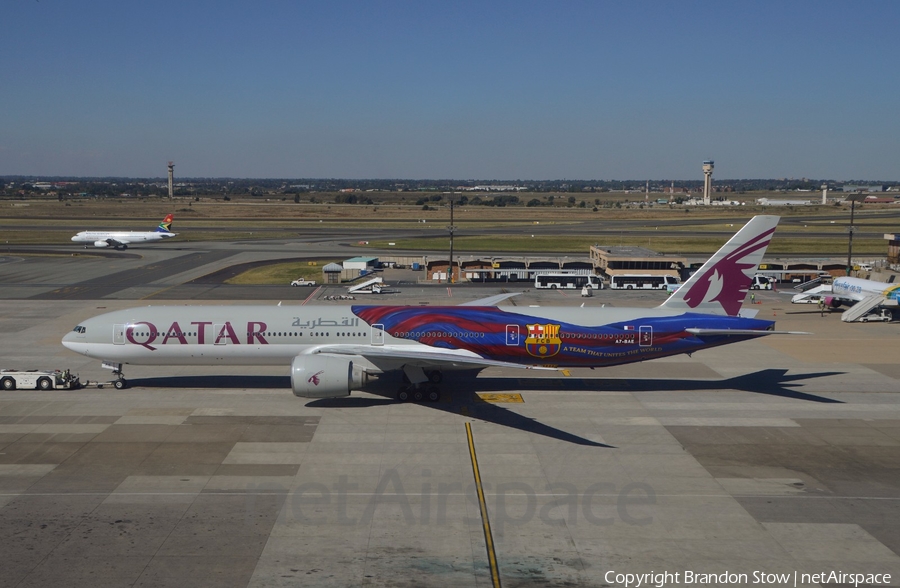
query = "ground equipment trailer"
xmin=0 ymin=369 xmax=81 ymax=390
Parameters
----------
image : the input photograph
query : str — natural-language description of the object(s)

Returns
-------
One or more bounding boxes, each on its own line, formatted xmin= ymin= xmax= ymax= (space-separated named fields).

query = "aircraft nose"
xmin=61 ymin=331 xmax=76 ymax=349
xmin=61 ymin=329 xmax=87 ymax=353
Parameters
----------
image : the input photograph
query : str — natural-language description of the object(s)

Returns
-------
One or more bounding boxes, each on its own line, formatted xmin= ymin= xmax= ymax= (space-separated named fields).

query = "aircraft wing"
xmin=794 ymin=284 xmax=858 ymax=303
xmin=305 ymin=343 xmax=556 ymax=371
xmin=685 ymin=328 xmax=810 ymax=337
xmin=460 ymin=292 xmax=520 ymax=306
xmin=105 ymin=237 xmax=130 ymax=247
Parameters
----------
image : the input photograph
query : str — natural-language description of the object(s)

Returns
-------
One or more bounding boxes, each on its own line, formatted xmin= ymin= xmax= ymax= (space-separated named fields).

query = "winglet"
xmin=660 ymin=215 xmax=779 ymax=316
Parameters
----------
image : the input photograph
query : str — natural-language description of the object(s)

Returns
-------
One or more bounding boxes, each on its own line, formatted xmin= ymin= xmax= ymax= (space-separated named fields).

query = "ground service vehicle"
xmin=291 ymin=278 xmax=317 ymax=287
xmin=608 ymin=274 xmax=679 ymax=290
xmin=1 ymin=369 xmax=81 ymax=390
xmin=791 ymin=293 xmax=822 ymax=304
xmin=534 ymin=273 xmax=602 ymax=290
xmin=750 ymin=275 xmax=773 ymax=290
xmin=860 ymin=309 xmax=893 ymax=323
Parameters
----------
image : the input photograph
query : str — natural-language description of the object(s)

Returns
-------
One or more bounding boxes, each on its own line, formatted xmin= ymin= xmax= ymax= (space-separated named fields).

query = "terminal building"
xmin=590 ymin=245 xmax=686 ymax=281
xmin=424 ymin=257 xmax=594 ymax=283
xmin=326 ymin=235 xmax=900 ymax=285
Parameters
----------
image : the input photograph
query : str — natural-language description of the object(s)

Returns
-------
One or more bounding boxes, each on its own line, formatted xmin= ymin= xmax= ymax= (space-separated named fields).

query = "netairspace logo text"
xmin=604 ymin=570 xmax=892 ymax=587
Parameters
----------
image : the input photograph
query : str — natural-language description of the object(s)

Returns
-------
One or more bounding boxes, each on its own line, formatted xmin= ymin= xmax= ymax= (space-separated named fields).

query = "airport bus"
xmin=534 ymin=273 xmax=602 ymax=290
xmin=608 ymin=274 xmax=679 ymax=290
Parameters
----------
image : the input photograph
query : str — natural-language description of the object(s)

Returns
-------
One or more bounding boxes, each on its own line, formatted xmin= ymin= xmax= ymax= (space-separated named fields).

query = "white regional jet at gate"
xmin=793 ymin=276 xmax=900 ymax=307
xmin=792 ymin=275 xmax=900 ymax=321
xmin=71 ymin=214 xmax=176 ymax=249
xmin=62 ymin=216 xmax=802 ymax=399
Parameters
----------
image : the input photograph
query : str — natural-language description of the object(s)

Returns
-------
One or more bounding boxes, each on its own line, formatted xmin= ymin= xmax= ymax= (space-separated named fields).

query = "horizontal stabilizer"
xmin=461 ymin=292 xmax=520 ymax=307
xmin=685 ymin=328 xmax=810 ymax=337
xmin=306 ymin=343 xmax=557 ymax=371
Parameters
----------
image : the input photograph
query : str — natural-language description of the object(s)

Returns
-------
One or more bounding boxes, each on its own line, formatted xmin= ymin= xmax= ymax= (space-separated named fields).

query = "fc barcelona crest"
xmin=525 ymin=323 xmax=561 ymax=358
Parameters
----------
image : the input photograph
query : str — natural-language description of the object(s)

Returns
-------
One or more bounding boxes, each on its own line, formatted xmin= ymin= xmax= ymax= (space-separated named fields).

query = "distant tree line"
xmin=2 ymin=175 xmax=897 ymax=202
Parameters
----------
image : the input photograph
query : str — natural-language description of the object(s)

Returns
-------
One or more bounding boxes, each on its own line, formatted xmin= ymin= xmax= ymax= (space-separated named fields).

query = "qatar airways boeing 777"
xmin=62 ymin=215 xmax=801 ymax=400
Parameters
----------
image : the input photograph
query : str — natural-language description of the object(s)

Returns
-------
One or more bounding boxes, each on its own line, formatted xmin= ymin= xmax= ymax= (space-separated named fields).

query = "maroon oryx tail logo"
xmin=682 ymin=227 xmax=775 ymax=316
xmin=308 ymin=370 xmax=325 ymax=386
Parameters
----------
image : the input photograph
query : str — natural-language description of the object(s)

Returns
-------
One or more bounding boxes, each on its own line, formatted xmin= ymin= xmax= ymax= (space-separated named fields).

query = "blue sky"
xmin=3 ymin=1 xmax=899 ymax=180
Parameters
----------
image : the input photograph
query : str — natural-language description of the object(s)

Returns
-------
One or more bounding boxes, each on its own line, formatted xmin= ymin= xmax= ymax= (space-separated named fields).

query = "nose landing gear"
xmin=101 ymin=361 xmax=129 ymax=390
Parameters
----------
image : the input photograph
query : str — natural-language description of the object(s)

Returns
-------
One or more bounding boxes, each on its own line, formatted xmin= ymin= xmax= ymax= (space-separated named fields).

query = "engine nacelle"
xmin=824 ymin=296 xmax=843 ymax=309
xmin=291 ymin=354 xmax=365 ymax=398
xmin=94 ymin=240 xmax=110 ymax=248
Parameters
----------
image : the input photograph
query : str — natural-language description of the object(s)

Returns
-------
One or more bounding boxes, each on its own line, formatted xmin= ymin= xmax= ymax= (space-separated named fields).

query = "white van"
xmin=791 ymin=293 xmax=821 ymax=304
xmin=750 ymin=275 xmax=773 ymax=290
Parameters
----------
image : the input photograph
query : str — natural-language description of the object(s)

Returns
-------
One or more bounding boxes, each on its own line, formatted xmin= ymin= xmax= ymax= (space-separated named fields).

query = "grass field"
xmin=6 ymin=194 xmax=883 ymax=285
xmin=224 ymin=260 xmax=339 ymax=285
xmin=1 ymin=195 xmax=895 ymax=256
xmin=4 ymin=193 xmax=895 ymax=223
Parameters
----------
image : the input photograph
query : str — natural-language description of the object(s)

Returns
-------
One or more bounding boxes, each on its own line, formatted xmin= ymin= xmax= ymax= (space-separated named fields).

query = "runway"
xmin=1 ymin=245 xmax=899 ymax=586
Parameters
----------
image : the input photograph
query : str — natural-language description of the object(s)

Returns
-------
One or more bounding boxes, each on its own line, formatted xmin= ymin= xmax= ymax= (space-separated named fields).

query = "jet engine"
xmin=291 ymin=355 xmax=366 ymax=398
xmin=823 ymin=296 xmax=843 ymax=309
xmin=94 ymin=240 xmax=110 ymax=248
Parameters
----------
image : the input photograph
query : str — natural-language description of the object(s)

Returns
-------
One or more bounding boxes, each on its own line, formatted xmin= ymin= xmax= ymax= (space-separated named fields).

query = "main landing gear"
xmin=396 ymin=367 xmax=442 ymax=403
xmin=396 ymin=383 xmax=441 ymax=403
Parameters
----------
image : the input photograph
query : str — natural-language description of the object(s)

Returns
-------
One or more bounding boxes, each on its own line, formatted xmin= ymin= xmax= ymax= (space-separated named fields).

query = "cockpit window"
xmin=72 ymin=326 xmax=86 ymax=334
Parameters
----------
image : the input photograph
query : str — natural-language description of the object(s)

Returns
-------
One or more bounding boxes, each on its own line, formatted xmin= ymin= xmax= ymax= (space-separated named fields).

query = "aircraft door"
xmin=639 ymin=325 xmax=652 ymax=347
xmin=371 ymin=324 xmax=385 ymax=346
xmin=113 ymin=324 xmax=126 ymax=345
xmin=505 ymin=325 xmax=520 ymax=346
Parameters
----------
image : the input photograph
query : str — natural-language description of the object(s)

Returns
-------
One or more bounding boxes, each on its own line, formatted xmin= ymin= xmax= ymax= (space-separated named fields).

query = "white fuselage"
xmin=61 ymin=304 xmax=771 ymax=371
xmin=63 ymin=306 xmax=367 ymax=366
xmin=831 ymin=276 xmax=900 ymax=302
xmin=71 ymin=231 xmax=175 ymax=245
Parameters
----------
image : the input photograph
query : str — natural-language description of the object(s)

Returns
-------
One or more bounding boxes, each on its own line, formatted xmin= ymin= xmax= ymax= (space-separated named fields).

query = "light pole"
xmin=846 ymin=193 xmax=867 ymax=275
xmin=447 ymin=196 xmax=456 ymax=284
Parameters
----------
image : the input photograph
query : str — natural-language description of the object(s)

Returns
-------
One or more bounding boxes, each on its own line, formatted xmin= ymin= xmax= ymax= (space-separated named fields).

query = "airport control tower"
xmin=167 ymin=161 xmax=174 ymax=199
xmin=702 ymin=160 xmax=714 ymax=205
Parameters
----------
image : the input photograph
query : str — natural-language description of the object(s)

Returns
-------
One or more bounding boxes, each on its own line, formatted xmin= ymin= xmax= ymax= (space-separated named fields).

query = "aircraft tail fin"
xmin=156 ymin=214 xmax=174 ymax=233
xmin=659 ymin=215 xmax=779 ymax=316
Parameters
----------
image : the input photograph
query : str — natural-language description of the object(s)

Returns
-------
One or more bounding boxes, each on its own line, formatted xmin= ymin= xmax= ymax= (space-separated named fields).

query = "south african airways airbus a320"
xmin=62 ymin=215 xmax=802 ymax=400
xmin=71 ymin=214 xmax=176 ymax=250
